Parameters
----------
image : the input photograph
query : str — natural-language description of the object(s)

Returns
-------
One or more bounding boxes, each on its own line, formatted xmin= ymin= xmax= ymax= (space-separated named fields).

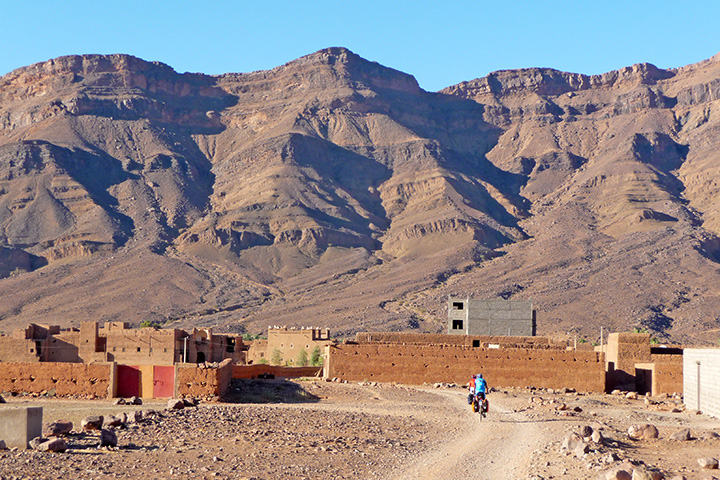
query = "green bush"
xmin=270 ymin=348 xmax=283 ymax=366
xmin=297 ymin=348 xmax=309 ymax=367
xmin=310 ymin=346 xmax=323 ymax=367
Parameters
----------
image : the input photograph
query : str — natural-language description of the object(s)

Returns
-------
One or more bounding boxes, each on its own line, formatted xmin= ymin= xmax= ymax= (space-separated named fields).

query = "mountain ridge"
xmin=2 ymin=48 xmax=720 ymax=344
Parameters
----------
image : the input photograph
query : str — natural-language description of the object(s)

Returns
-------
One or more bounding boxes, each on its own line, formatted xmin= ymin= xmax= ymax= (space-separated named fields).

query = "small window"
xmin=452 ymin=319 xmax=464 ymax=330
xmin=472 ymin=340 xmax=480 ymax=347
xmin=122 ymin=347 xmax=126 ymax=352
xmin=164 ymin=348 xmax=167 ymax=353
xmin=306 ymin=344 xmax=309 ymax=349
xmin=452 ymin=302 xmax=464 ymax=310
xmin=30 ymin=348 xmax=34 ymax=353
xmin=149 ymin=347 xmax=153 ymax=353
xmin=137 ymin=347 xmax=141 ymax=352
xmin=290 ymin=344 xmax=294 ymax=349
xmin=280 ymin=343 xmax=284 ymax=348
xmin=260 ymin=352 xmax=264 ymax=357
xmin=113 ymin=347 xmax=116 ymax=352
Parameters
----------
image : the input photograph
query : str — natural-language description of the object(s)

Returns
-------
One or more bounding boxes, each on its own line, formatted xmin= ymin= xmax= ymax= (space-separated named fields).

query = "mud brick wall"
xmin=327 ymin=344 xmax=606 ymax=392
xmin=0 ymin=362 xmax=113 ymax=397
xmin=232 ymin=365 xmax=322 ymax=379
xmin=176 ymin=359 xmax=233 ymax=398
xmin=355 ymin=332 xmax=555 ymax=348
xmin=651 ymin=354 xmax=684 ymax=395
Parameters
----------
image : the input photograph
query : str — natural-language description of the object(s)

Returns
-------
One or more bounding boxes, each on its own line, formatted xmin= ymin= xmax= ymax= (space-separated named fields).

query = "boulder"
xmin=626 ymin=392 xmax=638 ymax=400
xmin=0 ymin=440 xmax=6 ymax=450
xmin=103 ymin=415 xmax=125 ymax=428
xmin=574 ymin=441 xmax=589 ymax=458
xmin=0 ymin=394 xmax=5 ymax=403
xmin=698 ymin=457 xmax=719 ymax=469
xmin=700 ymin=431 xmax=720 ymax=440
xmin=631 ymin=467 xmax=652 ymax=480
xmin=603 ymin=467 xmax=633 ymax=480
xmin=183 ymin=397 xmax=198 ymax=407
xmin=579 ymin=425 xmax=594 ymax=437
xmin=126 ymin=411 xmax=143 ymax=424
xmin=43 ymin=421 xmax=73 ymax=437
xmin=561 ymin=432 xmax=584 ymax=452
xmin=628 ymin=424 xmax=659 ymax=440
xmin=113 ymin=398 xmax=126 ymax=405
xmin=99 ymin=428 xmax=117 ymax=447
xmin=37 ymin=438 xmax=67 ymax=453
xmin=592 ymin=430 xmax=604 ymax=444
xmin=669 ymin=428 xmax=691 ymax=441
xmin=29 ymin=436 xmax=46 ymax=450
xmin=129 ymin=396 xmax=142 ymax=406
xmin=81 ymin=415 xmax=104 ymax=431
xmin=168 ymin=398 xmax=185 ymax=410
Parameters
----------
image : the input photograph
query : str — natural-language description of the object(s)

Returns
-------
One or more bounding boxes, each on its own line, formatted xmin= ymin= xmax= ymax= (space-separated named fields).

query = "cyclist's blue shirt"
xmin=474 ymin=377 xmax=487 ymax=395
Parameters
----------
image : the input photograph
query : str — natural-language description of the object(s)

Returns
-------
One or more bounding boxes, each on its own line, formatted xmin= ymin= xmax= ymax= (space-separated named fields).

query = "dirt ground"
xmin=0 ymin=380 xmax=719 ymax=480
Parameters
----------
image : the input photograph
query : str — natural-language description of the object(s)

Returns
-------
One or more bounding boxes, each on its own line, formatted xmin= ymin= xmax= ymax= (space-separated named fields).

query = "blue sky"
xmin=1 ymin=1 xmax=718 ymax=92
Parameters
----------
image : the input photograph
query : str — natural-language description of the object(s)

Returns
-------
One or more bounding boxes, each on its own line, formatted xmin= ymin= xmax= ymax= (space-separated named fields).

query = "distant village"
xmin=0 ymin=298 xmax=718 ymax=420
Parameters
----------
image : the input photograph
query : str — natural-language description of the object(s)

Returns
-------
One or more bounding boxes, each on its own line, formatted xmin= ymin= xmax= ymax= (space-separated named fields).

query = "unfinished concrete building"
xmin=448 ymin=298 xmax=536 ymax=336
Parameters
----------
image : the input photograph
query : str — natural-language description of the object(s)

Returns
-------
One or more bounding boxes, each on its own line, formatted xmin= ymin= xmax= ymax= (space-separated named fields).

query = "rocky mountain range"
xmin=2 ymin=47 xmax=720 ymax=343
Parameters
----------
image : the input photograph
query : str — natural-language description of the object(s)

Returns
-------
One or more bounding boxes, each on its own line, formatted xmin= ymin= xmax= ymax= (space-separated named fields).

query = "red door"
xmin=153 ymin=366 xmax=175 ymax=398
xmin=117 ymin=365 xmax=141 ymax=397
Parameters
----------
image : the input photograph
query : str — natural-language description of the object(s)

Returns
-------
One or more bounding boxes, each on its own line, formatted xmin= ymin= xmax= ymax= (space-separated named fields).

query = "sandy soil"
xmin=0 ymin=381 xmax=718 ymax=479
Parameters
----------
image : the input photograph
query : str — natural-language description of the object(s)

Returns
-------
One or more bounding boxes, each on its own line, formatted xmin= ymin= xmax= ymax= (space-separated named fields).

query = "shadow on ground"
xmin=222 ymin=379 xmax=320 ymax=404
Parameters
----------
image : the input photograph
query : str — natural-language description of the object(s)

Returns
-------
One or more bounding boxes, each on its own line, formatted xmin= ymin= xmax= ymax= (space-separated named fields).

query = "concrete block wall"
xmin=0 ymin=362 xmax=113 ymax=398
xmin=0 ymin=407 xmax=42 ymax=449
xmin=683 ymin=349 xmax=720 ymax=418
xmin=327 ymin=343 xmax=606 ymax=392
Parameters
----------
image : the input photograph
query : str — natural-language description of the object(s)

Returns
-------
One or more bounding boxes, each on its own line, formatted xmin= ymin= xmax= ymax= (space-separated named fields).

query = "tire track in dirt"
xmin=387 ymin=390 xmax=548 ymax=480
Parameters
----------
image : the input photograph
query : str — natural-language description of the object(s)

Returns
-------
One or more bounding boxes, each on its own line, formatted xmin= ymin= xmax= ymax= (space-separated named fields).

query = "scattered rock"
xmin=602 ymin=461 xmax=635 ymax=480
xmin=37 ymin=438 xmax=67 ymax=453
xmin=0 ymin=394 xmax=5 ymax=403
xmin=99 ymin=428 xmax=118 ymax=447
xmin=698 ymin=457 xmax=719 ymax=469
xmin=81 ymin=415 xmax=104 ymax=431
xmin=699 ymin=431 xmax=720 ymax=440
xmin=626 ymin=392 xmax=638 ymax=400
xmin=561 ymin=432 xmax=584 ymax=452
xmin=556 ymin=403 xmax=568 ymax=411
xmin=592 ymin=430 xmax=604 ymax=444
xmin=628 ymin=424 xmax=659 ymax=440
xmin=126 ymin=410 xmax=143 ymax=424
xmin=168 ymin=398 xmax=185 ymax=410
xmin=574 ymin=441 xmax=589 ymax=458
xmin=579 ymin=425 xmax=594 ymax=437
xmin=129 ymin=396 xmax=142 ymax=405
xmin=42 ymin=421 xmax=73 ymax=437
xmin=113 ymin=398 xmax=126 ymax=405
xmin=183 ymin=397 xmax=198 ymax=407
xmin=103 ymin=414 xmax=125 ymax=428
xmin=0 ymin=440 xmax=6 ymax=450
xmin=669 ymin=428 xmax=691 ymax=441
xmin=631 ymin=466 xmax=652 ymax=480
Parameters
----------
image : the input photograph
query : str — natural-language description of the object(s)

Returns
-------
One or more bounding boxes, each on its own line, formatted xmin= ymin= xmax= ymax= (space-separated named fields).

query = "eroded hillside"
xmin=1 ymin=49 xmax=720 ymax=343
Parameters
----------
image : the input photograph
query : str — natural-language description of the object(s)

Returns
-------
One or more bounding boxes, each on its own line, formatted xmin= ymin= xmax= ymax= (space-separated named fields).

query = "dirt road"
xmin=389 ymin=389 xmax=550 ymax=480
xmin=1 ymin=381 xmax=718 ymax=479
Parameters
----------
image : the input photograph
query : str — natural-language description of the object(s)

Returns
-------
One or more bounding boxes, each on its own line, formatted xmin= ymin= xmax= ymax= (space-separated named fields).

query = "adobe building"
xmin=0 ymin=322 xmax=246 ymax=365
xmin=601 ymin=332 xmax=683 ymax=396
xmin=448 ymin=298 xmax=536 ymax=336
xmin=246 ymin=326 xmax=333 ymax=365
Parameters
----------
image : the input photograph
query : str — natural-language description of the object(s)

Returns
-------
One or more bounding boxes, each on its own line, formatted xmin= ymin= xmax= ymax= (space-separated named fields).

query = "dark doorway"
xmin=635 ymin=367 xmax=653 ymax=395
xmin=196 ymin=351 xmax=206 ymax=363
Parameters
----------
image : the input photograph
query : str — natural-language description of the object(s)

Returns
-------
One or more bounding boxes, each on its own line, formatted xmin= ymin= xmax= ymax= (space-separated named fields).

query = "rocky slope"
xmin=1 ymin=48 xmax=720 ymax=343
